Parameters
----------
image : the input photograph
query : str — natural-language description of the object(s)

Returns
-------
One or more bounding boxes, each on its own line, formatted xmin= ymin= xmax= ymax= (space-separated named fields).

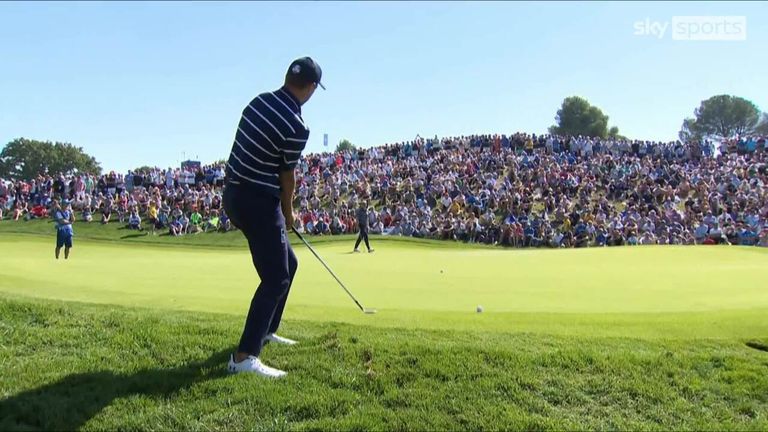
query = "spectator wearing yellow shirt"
xmin=148 ymin=203 xmax=158 ymax=221
xmin=148 ymin=202 xmax=159 ymax=234
xmin=449 ymin=200 xmax=462 ymax=215
xmin=204 ymin=210 xmax=220 ymax=233
xmin=525 ymin=137 xmax=534 ymax=155
xmin=562 ymin=217 xmax=572 ymax=233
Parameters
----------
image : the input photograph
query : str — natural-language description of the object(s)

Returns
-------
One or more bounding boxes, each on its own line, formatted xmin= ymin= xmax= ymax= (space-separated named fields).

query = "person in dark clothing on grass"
xmin=223 ymin=57 xmax=324 ymax=378
xmin=354 ymin=201 xmax=374 ymax=253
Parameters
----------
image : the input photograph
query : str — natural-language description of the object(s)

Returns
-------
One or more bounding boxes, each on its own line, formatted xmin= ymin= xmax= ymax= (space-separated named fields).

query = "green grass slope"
xmin=2 ymin=222 xmax=768 ymax=430
xmin=0 ymin=218 xmax=470 ymax=249
xmin=1 ymin=230 xmax=767 ymax=339
xmin=1 ymin=297 xmax=767 ymax=431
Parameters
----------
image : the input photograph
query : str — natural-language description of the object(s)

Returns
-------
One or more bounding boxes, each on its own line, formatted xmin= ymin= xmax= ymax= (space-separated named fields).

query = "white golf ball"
xmin=476 ymin=305 xmax=483 ymax=313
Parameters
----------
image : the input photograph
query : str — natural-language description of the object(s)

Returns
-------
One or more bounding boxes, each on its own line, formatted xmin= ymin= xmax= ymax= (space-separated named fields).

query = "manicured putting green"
xmin=1 ymin=233 xmax=767 ymax=339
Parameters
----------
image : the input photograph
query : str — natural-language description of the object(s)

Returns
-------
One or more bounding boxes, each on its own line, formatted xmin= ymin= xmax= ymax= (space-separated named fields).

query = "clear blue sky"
xmin=1 ymin=1 xmax=765 ymax=172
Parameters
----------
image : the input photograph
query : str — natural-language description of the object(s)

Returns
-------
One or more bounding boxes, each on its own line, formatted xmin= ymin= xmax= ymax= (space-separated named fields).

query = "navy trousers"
xmin=354 ymin=228 xmax=370 ymax=250
xmin=223 ymin=183 xmax=298 ymax=357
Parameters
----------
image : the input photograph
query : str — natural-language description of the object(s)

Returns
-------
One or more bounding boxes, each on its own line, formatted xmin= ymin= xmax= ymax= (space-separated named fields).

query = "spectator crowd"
xmin=2 ymin=133 xmax=767 ymax=248
xmin=0 ymin=165 xmax=231 ymax=236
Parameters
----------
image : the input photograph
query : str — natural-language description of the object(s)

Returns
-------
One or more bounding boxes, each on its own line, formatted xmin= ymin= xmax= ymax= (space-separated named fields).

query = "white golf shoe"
xmin=264 ymin=333 xmax=298 ymax=346
xmin=227 ymin=354 xmax=286 ymax=378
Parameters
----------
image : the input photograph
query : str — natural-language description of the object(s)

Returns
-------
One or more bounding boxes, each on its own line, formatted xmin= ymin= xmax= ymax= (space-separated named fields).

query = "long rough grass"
xmin=1 ymin=296 xmax=767 ymax=431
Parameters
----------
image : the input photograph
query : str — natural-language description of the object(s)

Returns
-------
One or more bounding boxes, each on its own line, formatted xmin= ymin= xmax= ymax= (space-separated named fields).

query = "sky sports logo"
xmin=634 ymin=16 xmax=747 ymax=41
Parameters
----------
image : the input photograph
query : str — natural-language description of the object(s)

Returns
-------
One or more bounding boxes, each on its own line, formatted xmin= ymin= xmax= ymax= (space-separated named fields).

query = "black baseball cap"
xmin=287 ymin=57 xmax=325 ymax=90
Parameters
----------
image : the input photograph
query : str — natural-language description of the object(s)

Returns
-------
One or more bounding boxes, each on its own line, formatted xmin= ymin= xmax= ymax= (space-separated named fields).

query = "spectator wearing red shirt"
xmin=30 ymin=204 xmax=48 ymax=219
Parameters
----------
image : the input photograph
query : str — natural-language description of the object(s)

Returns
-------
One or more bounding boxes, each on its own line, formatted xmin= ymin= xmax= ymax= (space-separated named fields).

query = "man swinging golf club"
xmin=223 ymin=57 xmax=323 ymax=378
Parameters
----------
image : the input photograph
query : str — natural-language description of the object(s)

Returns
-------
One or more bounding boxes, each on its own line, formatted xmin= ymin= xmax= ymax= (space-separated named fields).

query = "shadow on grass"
xmin=746 ymin=340 xmax=768 ymax=352
xmin=0 ymin=349 xmax=232 ymax=431
xmin=120 ymin=232 xmax=148 ymax=239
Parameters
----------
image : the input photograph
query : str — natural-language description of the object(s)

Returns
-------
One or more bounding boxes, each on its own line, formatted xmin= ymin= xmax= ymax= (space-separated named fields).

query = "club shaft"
xmin=292 ymin=228 xmax=366 ymax=312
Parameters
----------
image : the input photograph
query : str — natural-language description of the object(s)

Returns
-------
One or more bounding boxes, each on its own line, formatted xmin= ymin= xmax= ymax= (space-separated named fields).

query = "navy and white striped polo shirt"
xmin=225 ymin=87 xmax=309 ymax=196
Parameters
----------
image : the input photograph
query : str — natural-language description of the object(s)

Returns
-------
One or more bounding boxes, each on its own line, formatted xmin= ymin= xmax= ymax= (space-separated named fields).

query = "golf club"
xmin=291 ymin=227 xmax=377 ymax=314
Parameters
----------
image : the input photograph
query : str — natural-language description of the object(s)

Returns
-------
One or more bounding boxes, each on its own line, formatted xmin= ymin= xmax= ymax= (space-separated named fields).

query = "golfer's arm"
xmin=279 ymin=168 xmax=296 ymax=217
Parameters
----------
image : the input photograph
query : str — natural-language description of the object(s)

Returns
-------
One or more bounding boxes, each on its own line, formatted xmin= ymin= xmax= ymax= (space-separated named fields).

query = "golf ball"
xmin=476 ymin=305 xmax=483 ymax=313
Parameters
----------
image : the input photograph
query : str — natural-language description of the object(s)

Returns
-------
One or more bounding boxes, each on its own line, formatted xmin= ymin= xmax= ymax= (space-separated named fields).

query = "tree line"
xmin=0 ymin=138 xmax=101 ymax=181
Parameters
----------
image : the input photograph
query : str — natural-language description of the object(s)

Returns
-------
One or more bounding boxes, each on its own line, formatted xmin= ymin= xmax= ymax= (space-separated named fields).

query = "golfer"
xmin=223 ymin=57 xmax=323 ymax=378
xmin=353 ymin=201 xmax=374 ymax=253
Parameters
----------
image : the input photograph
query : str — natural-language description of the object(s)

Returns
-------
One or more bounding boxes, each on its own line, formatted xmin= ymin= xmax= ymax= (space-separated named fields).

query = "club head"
xmin=363 ymin=308 xmax=377 ymax=314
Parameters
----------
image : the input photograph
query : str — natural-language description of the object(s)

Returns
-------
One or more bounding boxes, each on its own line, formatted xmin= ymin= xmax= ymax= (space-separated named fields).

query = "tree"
xmin=755 ymin=113 xmax=768 ymax=136
xmin=549 ymin=96 xmax=618 ymax=139
xmin=679 ymin=95 xmax=761 ymax=141
xmin=678 ymin=117 xmax=701 ymax=142
xmin=132 ymin=166 xmax=155 ymax=173
xmin=336 ymin=139 xmax=356 ymax=153
xmin=608 ymin=126 xmax=628 ymax=141
xmin=0 ymin=138 xmax=101 ymax=180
